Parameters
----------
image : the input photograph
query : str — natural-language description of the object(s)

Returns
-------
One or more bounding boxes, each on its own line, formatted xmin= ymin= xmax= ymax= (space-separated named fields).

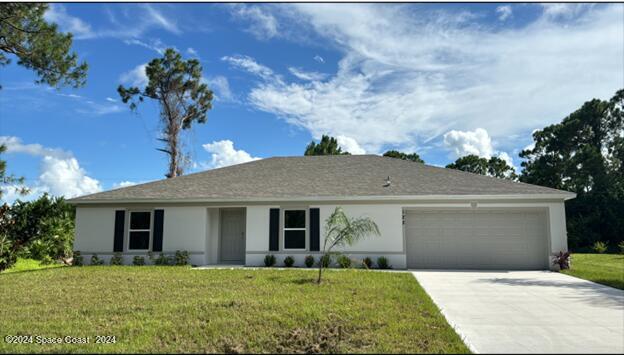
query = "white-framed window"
xmin=128 ymin=211 xmax=152 ymax=251
xmin=283 ymin=209 xmax=306 ymax=250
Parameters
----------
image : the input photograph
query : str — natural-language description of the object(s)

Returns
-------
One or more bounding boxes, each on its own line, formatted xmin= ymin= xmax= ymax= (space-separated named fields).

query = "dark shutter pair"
xmin=269 ymin=208 xmax=319 ymax=251
xmin=113 ymin=209 xmax=164 ymax=252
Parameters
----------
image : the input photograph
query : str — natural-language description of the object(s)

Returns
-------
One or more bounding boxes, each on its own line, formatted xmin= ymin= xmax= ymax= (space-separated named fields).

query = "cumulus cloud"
xmin=0 ymin=136 xmax=101 ymax=201
xmin=496 ymin=5 xmax=513 ymax=21
xmin=225 ymin=4 xmax=622 ymax=156
xmin=120 ymin=64 xmax=148 ymax=88
xmin=187 ymin=47 xmax=199 ymax=57
xmin=336 ymin=135 xmax=366 ymax=154
xmin=202 ymin=140 xmax=261 ymax=169
xmin=443 ymin=128 xmax=494 ymax=158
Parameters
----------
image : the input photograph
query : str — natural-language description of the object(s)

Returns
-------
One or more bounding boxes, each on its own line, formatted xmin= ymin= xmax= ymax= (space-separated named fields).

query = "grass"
xmin=3 ymin=258 xmax=65 ymax=274
xmin=561 ymin=253 xmax=624 ymax=290
xmin=0 ymin=266 xmax=469 ymax=354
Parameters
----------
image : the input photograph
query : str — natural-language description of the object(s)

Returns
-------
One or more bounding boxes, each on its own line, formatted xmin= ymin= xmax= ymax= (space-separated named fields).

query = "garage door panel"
xmin=405 ymin=210 xmax=548 ymax=270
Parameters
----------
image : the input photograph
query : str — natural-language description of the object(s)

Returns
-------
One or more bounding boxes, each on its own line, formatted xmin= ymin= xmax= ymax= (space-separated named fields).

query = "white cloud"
xmin=496 ymin=5 xmax=513 ymax=21
xmin=222 ymin=55 xmax=276 ymax=80
xmin=187 ymin=47 xmax=199 ymax=57
xmin=123 ymin=38 xmax=174 ymax=54
xmin=44 ymin=4 xmax=94 ymax=39
xmin=443 ymin=128 xmax=494 ymax=158
xmin=288 ymin=67 xmax=327 ymax=81
xmin=0 ymin=136 xmax=101 ymax=201
xmin=336 ymin=135 xmax=366 ymax=155
xmin=111 ymin=180 xmax=148 ymax=189
xmin=227 ymin=4 xmax=622 ymax=156
xmin=142 ymin=4 xmax=181 ymax=35
xmin=313 ymin=55 xmax=325 ymax=63
xmin=120 ymin=64 xmax=148 ymax=88
xmin=201 ymin=140 xmax=261 ymax=169
xmin=106 ymin=97 xmax=117 ymax=103
xmin=204 ymin=76 xmax=234 ymax=102
xmin=231 ymin=5 xmax=279 ymax=40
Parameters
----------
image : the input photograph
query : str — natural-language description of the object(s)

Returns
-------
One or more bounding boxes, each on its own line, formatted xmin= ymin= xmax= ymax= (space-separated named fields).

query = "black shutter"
xmin=269 ymin=208 xmax=279 ymax=251
xmin=113 ymin=210 xmax=125 ymax=252
xmin=309 ymin=208 xmax=320 ymax=251
xmin=152 ymin=209 xmax=164 ymax=252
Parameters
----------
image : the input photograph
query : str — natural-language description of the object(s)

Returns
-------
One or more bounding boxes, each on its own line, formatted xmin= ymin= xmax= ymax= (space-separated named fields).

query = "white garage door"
xmin=405 ymin=210 xmax=549 ymax=270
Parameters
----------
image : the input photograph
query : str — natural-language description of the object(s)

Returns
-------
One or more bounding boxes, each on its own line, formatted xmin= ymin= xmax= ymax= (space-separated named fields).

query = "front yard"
xmin=561 ymin=253 xmax=624 ymax=290
xmin=0 ymin=266 xmax=469 ymax=353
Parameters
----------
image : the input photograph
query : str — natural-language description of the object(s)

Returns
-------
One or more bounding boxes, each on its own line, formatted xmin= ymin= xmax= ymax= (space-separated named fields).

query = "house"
xmin=68 ymin=155 xmax=575 ymax=269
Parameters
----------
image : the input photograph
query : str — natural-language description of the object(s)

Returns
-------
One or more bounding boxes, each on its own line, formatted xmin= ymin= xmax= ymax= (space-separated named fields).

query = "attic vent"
xmin=384 ymin=176 xmax=391 ymax=187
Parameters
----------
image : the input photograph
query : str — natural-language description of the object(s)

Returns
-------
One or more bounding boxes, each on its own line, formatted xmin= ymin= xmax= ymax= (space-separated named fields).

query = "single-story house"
xmin=68 ymin=155 xmax=575 ymax=269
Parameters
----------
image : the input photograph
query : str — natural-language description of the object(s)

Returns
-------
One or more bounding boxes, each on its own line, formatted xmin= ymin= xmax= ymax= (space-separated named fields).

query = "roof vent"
xmin=384 ymin=176 xmax=391 ymax=187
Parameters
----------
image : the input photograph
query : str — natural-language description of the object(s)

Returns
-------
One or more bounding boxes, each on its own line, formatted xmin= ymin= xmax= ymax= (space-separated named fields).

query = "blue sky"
xmin=1 ymin=3 xmax=622 ymax=202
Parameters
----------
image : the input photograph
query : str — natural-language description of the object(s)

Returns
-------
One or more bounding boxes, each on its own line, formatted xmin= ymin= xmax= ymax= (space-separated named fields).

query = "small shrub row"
xmin=72 ymin=250 xmax=190 ymax=266
xmin=262 ymin=254 xmax=392 ymax=269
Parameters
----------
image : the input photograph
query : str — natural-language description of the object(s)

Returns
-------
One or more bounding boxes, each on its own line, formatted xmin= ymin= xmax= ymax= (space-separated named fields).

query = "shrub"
xmin=72 ymin=251 xmax=83 ymax=266
xmin=133 ymin=256 xmax=145 ymax=266
xmin=592 ymin=241 xmax=608 ymax=254
xmin=110 ymin=252 xmax=123 ymax=265
xmin=264 ymin=254 xmax=276 ymax=267
xmin=377 ymin=256 xmax=391 ymax=269
xmin=174 ymin=250 xmax=189 ymax=266
xmin=283 ymin=256 xmax=295 ymax=267
xmin=552 ymin=251 xmax=571 ymax=270
xmin=90 ymin=254 xmax=104 ymax=266
xmin=362 ymin=257 xmax=374 ymax=269
xmin=304 ymin=255 xmax=315 ymax=268
xmin=337 ymin=255 xmax=352 ymax=268
xmin=618 ymin=241 xmax=624 ymax=254
xmin=155 ymin=253 xmax=171 ymax=265
xmin=0 ymin=235 xmax=17 ymax=271
xmin=319 ymin=254 xmax=332 ymax=268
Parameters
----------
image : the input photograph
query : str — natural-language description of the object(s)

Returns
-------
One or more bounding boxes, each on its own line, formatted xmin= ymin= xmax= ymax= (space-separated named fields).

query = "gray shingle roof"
xmin=69 ymin=155 xmax=574 ymax=203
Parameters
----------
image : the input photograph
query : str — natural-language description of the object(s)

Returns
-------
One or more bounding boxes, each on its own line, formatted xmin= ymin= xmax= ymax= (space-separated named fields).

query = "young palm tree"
xmin=317 ymin=207 xmax=380 ymax=284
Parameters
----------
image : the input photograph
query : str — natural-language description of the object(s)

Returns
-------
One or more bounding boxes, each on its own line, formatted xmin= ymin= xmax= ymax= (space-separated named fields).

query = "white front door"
xmin=220 ymin=208 xmax=246 ymax=263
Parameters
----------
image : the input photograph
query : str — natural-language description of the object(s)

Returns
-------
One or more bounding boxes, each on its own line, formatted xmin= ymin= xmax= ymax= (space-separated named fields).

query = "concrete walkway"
xmin=412 ymin=270 xmax=624 ymax=354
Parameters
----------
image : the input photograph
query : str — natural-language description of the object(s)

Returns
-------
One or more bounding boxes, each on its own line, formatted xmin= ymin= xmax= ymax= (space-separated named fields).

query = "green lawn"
xmin=3 ymin=258 xmax=65 ymax=274
xmin=0 ymin=266 xmax=469 ymax=354
xmin=561 ymin=253 xmax=624 ymax=290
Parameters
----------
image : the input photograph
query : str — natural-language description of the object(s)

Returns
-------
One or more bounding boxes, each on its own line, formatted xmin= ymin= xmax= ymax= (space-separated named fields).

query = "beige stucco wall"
xmin=74 ymin=207 xmax=115 ymax=252
xmin=162 ymin=206 xmax=206 ymax=253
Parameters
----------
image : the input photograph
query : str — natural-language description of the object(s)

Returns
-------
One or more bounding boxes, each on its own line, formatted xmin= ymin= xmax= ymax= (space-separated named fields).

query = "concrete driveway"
xmin=412 ymin=270 xmax=624 ymax=354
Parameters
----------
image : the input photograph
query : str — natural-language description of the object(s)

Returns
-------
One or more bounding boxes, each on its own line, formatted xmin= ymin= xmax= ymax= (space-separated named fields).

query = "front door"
xmin=220 ymin=208 xmax=246 ymax=263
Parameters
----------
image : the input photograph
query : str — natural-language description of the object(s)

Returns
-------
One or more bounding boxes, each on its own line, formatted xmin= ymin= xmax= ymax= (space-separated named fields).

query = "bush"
xmin=283 ymin=256 xmax=295 ymax=267
xmin=174 ymin=250 xmax=189 ymax=266
xmin=110 ymin=252 xmax=123 ymax=265
xmin=155 ymin=253 xmax=171 ymax=265
xmin=133 ymin=256 xmax=145 ymax=266
xmin=592 ymin=241 xmax=608 ymax=254
xmin=264 ymin=254 xmax=276 ymax=267
xmin=362 ymin=257 xmax=374 ymax=269
xmin=0 ymin=235 xmax=17 ymax=272
xmin=304 ymin=255 xmax=314 ymax=268
xmin=377 ymin=256 xmax=391 ymax=269
xmin=90 ymin=254 xmax=104 ymax=266
xmin=319 ymin=254 xmax=332 ymax=268
xmin=552 ymin=251 xmax=571 ymax=270
xmin=618 ymin=241 xmax=624 ymax=254
xmin=72 ymin=251 xmax=83 ymax=266
xmin=337 ymin=255 xmax=352 ymax=268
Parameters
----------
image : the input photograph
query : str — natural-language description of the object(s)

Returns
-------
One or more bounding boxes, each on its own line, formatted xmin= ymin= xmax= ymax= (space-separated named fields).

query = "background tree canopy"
xmin=520 ymin=89 xmax=623 ymax=249
xmin=383 ymin=150 xmax=424 ymax=163
xmin=304 ymin=135 xmax=350 ymax=156
xmin=446 ymin=155 xmax=518 ymax=180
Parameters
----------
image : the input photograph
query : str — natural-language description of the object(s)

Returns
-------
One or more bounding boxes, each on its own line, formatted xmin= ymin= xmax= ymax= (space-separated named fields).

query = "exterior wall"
xmin=74 ymin=206 xmax=207 ymax=266
xmin=245 ymin=203 xmax=405 ymax=268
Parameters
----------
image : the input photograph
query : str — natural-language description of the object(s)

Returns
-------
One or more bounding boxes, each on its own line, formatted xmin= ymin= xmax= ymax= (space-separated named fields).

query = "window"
xmin=284 ymin=209 xmax=306 ymax=249
xmin=128 ymin=211 xmax=151 ymax=250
